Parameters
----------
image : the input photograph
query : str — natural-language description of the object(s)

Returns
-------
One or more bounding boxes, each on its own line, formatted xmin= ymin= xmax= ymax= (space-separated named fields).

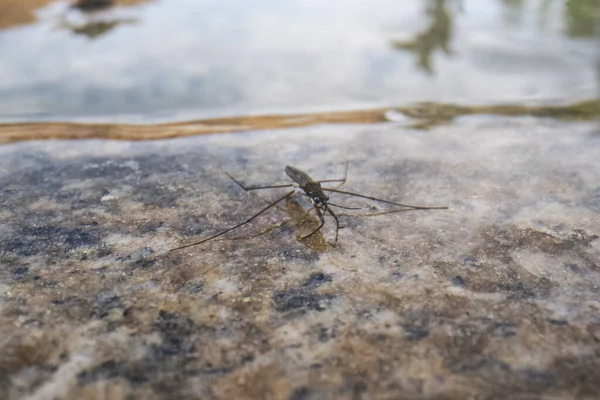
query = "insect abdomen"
xmin=285 ymin=166 xmax=312 ymax=186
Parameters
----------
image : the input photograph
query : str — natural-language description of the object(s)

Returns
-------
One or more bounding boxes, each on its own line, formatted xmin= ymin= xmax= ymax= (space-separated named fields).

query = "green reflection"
xmin=565 ymin=0 xmax=600 ymax=37
xmin=501 ymin=0 xmax=525 ymax=6
xmin=501 ymin=0 xmax=599 ymax=38
xmin=67 ymin=20 xmax=126 ymax=38
xmin=392 ymin=0 xmax=456 ymax=74
xmin=61 ymin=1 xmax=142 ymax=39
xmin=398 ymin=98 xmax=600 ymax=130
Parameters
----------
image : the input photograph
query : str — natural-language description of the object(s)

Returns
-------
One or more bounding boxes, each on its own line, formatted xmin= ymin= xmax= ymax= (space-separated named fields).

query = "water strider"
xmin=169 ymin=163 xmax=447 ymax=251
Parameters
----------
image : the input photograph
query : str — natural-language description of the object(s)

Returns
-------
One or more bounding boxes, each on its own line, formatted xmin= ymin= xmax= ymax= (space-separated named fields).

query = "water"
xmin=0 ymin=0 xmax=598 ymax=123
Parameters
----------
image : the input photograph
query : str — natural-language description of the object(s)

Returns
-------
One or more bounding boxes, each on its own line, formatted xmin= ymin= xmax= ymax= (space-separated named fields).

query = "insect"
xmin=170 ymin=163 xmax=447 ymax=251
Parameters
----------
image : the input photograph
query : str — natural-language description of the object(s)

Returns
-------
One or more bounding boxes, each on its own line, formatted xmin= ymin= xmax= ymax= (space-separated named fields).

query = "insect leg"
xmin=316 ymin=161 xmax=350 ymax=190
xmin=301 ymin=205 xmax=326 ymax=240
xmin=224 ymin=219 xmax=293 ymax=241
xmin=327 ymin=202 xmax=361 ymax=210
xmin=169 ymin=190 xmax=295 ymax=251
xmin=223 ymin=170 xmax=288 ymax=213
xmin=319 ymin=162 xmax=352 ymax=213
xmin=341 ymin=208 xmax=422 ymax=217
xmin=223 ymin=170 xmax=293 ymax=191
xmin=324 ymin=205 xmax=340 ymax=244
xmin=321 ymin=188 xmax=448 ymax=210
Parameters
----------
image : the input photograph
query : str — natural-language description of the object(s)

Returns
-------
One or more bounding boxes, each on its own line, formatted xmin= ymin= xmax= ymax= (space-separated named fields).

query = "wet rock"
xmin=0 ymin=118 xmax=599 ymax=399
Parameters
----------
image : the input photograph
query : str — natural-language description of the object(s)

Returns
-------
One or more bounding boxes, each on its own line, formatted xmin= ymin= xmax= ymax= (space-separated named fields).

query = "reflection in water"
xmin=501 ymin=0 xmax=525 ymax=5
xmin=565 ymin=0 xmax=600 ymax=37
xmin=500 ymin=0 xmax=527 ymax=25
xmin=61 ymin=0 xmax=139 ymax=38
xmin=0 ymin=0 xmax=148 ymax=30
xmin=72 ymin=0 xmax=114 ymax=12
xmin=0 ymin=0 xmax=596 ymax=122
xmin=62 ymin=18 xmax=136 ymax=38
xmin=392 ymin=0 xmax=456 ymax=74
xmin=501 ymin=0 xmax=599 ymax=38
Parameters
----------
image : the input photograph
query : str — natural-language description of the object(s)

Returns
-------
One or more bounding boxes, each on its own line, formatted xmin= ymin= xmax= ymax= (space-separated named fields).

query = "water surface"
xmin=0 ymin=0 xmax=598 ymax=123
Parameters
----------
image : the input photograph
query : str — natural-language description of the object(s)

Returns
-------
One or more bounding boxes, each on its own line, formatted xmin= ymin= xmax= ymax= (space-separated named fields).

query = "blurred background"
xmin=0 ymin=0 xmax=598 ymax=123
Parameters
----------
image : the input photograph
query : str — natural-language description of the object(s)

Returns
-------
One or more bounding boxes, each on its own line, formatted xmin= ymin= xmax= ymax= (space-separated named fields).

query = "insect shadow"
xmin=170 ymin=162 xmax=447 ymax=251
xmin=285 ymin=196 xmax=329 ymax=252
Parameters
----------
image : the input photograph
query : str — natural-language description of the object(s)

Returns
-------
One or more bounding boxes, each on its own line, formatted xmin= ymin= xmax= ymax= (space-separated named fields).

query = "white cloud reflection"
xmin=0 ymin=0 xmax=597 ymax=122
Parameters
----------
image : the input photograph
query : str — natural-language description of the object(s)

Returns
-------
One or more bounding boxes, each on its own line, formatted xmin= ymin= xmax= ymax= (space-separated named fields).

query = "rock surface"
xmin=0 ymin=118 xmax=599 ymax=399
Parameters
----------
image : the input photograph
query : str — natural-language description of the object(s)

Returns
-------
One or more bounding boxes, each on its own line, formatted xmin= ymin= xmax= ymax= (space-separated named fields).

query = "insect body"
xmin=170 ymin=164 xmax=447 ymax=251
xmin=285 ymin=165 xmax=340 ymax=242
xmin=287 ymin=166 xmax=328 ymax=202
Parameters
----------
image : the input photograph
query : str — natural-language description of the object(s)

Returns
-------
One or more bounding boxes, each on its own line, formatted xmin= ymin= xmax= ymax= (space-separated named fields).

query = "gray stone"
xmin=0 ymin=117 xmax=599 ymax=399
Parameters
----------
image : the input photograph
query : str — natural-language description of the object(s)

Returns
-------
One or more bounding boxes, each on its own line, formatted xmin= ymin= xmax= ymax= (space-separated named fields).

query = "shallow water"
xmin=0 ymin=0 xmax=598 ymax=123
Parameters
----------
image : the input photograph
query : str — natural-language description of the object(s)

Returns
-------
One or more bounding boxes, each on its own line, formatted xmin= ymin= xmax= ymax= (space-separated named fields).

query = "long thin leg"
xmin=327 ymin=202 xmax=362 ymax=210
xmin=321 ymin=188 xmax=448 ymax=210
xmin=330 ymin=160 xmax=350 ymax=190
xmin=224 ymin=219 xmax=293 ymax=241
xmin=169 ymin=190 xmax=295 ymax=251
xmin=301 ymin=205 xmax=325 ymax=240
xmin=340 ymin=208 xmax=427 ymax=217
xmin=317 ymin=161 xmax=350 ymax=189
xmin=324 ymin=205 xmax=340 ymax=244
xmin=223 ymin=170 xmax=288 ymax=213
xmin=223 ymin=170 xmax=293 ymax=191
xmin=315 ymin=178 xmax=345 ymax=184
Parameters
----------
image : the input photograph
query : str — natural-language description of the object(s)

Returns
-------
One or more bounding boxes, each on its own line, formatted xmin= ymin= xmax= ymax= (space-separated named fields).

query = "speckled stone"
xmin=1 ymin=118 xmax=599 ymax=400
